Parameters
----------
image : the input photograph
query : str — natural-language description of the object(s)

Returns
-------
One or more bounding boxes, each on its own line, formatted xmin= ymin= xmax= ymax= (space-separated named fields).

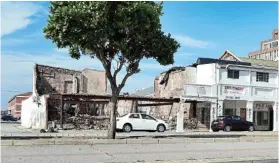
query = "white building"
xmin=248 ymin=29 xmax=278 ymax=61
xmin=178 ymin=50 xmax=278 ymax=132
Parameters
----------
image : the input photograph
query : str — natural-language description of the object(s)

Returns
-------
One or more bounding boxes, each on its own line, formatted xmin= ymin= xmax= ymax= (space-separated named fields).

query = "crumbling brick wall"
xmin=35 ymin=64 xmax=106 ymax=95
xmin=153 ymin=67 xmax=197 ymax=121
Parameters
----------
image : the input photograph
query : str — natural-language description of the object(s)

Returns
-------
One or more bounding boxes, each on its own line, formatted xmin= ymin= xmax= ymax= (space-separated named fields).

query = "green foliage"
xmin=44 ymin=1 xmax=180 ymax=92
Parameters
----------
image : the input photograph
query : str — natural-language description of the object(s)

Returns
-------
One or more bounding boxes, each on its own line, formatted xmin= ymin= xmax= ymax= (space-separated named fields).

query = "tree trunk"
xmin=107 ymin=95 xmax=118 ymax=139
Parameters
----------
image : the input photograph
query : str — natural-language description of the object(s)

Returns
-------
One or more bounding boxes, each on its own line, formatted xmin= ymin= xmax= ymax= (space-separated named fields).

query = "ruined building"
xmin=21 ymin=64 xmax=108 ymax=130
xmin=153 ymin=66 xmax=204 ymax=130
xmin=34 ymin=64 xmax=107 ymax=95
xmin=21 ymin=64 xmax=179 ymax=131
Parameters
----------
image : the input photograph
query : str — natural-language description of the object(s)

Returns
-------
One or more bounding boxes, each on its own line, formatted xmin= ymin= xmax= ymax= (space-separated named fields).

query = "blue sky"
xmin=1 ymin=1 xmax=278 ymax=109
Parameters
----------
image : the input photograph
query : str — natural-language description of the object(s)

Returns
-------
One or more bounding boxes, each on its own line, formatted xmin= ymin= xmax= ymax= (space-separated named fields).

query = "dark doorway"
xmin=269 ymin=108 xmax=273 ymax=131
xmin=240 ymin=108 xmax=247 ymax=120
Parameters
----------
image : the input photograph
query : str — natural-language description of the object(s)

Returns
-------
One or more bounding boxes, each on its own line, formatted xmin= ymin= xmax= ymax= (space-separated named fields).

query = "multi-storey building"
xmin=8 ymin=92 xmax=32 ymax=118
xmin=176 ymin=50 xmax=278 ymax=132
xmin=248 ymin=29 xmax=278 ymax=60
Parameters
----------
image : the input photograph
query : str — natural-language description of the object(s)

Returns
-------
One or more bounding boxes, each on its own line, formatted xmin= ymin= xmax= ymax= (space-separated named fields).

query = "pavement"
xmin=1 ymin=123 xmax=278 ymax=140
xmin=1 ymin=141 xmax=278 ymax=163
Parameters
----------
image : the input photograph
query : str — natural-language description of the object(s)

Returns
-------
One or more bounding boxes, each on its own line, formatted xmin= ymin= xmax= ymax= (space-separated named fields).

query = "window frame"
xmin=256 ymin=72 xmax=269 ymax=82
xmin=129 ymin=114 xmax=140 ymax=119
xmin=141 ymin=114 xmax=157 ymax=121
xmin=227 ymin=69 xmax=239 ymax=79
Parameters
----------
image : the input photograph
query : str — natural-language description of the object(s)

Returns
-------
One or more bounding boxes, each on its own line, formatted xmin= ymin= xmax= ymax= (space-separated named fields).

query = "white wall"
xmin=251 ymin=71 xmax=278 ymax=87
xmin=196 ymin=64 xmax=216 ymax=85
xmin=21 ymin=95 xmax=48 ymax=129
xmin=219 ymin=68 xmax=250 ymax=85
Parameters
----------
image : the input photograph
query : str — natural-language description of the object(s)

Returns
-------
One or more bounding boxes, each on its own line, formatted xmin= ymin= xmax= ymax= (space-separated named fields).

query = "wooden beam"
xmin=138 ymin=102 xmax=173 ymax=107
xmin=55 ymin=94 xmax=180 ymax=102
xmin=60 ymin=95 xmax=64 ymax=129
xmin=64 ymin=100 xmax=109 ymax=104
xmin=168 ymin=103 xmax=174 ymax=118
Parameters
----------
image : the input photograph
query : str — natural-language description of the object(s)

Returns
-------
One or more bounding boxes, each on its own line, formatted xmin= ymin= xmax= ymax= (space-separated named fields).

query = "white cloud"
xmin=1 ymin=51 xmax=103 ymax=86
xmin=140 ymin=62 xmax=172 ymax=70
xmin=1 ymin=2 xmax=46 ymax=37
xmin=1 ymin=50 xmax=166 ymax=91
xmin=174 ymin=35 xmax=210 ymax=48
xmin=55 ymin=48 xmax=70 ymax=53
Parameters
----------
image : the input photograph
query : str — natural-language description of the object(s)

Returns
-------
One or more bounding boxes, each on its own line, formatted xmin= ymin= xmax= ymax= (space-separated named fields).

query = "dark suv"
xmin=211 ymin=115 xmax=255 ymax=132
xmin=1 ymin=115 xmax=17 ymax=121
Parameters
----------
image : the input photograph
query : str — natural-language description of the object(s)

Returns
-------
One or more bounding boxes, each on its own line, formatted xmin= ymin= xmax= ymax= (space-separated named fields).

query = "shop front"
xmin=222 ymin=100 xmax=247 ymax=118
xmin=253 ymin=102 xmax=273 ymax=131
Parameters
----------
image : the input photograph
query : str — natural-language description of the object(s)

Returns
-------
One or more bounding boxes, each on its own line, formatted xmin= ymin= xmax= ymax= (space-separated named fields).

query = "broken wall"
xmin=47 ymin=98 xmax=109 ymax=130
xmin=153 ymin=67 xmax=197 ymax=120
xmin=35 ymin=64 xmax=107 ymax=95
xmin=81 ymin=68 xmax=107 ymax=94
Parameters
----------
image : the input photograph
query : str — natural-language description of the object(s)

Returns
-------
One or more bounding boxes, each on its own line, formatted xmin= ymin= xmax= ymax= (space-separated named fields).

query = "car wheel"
xmin=224 ymin=125 xmax=231 ymax=132
xmin=157 ymin=124 xmax=165 ymax=132
xmin=248 ymin=125 xmax=254 ymax=132
xmin=123 ymin=124 xmax=132 ymax=133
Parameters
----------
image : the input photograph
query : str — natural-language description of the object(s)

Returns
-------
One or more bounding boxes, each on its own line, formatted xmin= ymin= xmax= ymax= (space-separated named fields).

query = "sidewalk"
xmin=1 ymin=130 xmax=278 ymax=140
xmin=2 ymin=123 xmax=278 ymax=139
xmin=1 ymin=136 xmax=278 ymax=146
xmin=153 ymin=156 xmax=279 ymax=163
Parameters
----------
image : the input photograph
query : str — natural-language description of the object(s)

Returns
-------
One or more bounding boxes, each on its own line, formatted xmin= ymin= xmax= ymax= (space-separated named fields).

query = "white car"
xmin=116 ymin=113 xmax=168 ymax=132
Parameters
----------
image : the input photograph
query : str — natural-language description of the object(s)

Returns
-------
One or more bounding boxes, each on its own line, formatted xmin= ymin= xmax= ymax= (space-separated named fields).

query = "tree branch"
xmin=113 ymin=57 xmax=124 ymax=79
xmin=118 ymin=71 xmax=134 ymax=92
xmin=96 ymin=49 xmax=117 ymax=88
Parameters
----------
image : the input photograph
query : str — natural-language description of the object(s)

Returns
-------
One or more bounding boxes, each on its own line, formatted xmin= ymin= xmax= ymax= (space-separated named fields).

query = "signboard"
xmin=255 ymin=103 xmax=272 ymax=111
xmin=224 ymin=86 xmax=245 ymax=95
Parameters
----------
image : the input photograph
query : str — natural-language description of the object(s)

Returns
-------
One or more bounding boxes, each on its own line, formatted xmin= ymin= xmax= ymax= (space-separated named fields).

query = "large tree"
xmin=43 ymin=1 xmax=180 ymax=139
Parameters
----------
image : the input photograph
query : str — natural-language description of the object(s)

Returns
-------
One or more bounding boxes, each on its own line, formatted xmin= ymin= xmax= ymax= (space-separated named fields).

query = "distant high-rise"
xmin=248 ymin=29 xmax=278 ymax=61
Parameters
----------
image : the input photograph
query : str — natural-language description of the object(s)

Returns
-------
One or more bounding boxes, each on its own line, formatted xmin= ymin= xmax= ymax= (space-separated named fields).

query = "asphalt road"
xmin=1 ymin=141 xmax=278 ymax=163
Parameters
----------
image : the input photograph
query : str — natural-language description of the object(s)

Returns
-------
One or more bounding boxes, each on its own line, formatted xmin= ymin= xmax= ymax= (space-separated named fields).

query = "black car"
xmin=1 ymin=115 xmax=17 ymax=121
xmin=211 ymin=115 xmax=255 ymax=132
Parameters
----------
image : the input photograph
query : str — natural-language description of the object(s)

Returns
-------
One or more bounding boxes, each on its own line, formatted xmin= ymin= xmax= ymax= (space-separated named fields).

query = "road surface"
xmin=1 ymin=141 xmax=278 ymax=163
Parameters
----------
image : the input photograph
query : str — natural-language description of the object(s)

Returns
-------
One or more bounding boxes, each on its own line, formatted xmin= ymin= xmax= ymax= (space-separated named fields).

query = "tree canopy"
xmin=43 ymin=1 xmax=180 ymax=139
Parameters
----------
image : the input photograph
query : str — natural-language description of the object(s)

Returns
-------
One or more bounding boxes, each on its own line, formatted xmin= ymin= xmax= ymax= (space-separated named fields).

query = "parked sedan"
xmin=211 ymin=115 xmax=255 ymax=132
xmin=1 ymin=115 xmax=18 ymax=121
xmin=116 ymin=113 xmax=168 ymax=132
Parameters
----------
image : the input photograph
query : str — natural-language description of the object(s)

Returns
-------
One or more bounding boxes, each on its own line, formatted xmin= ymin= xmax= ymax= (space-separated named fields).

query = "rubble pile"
xmin=64 ymin=115 xmax=109 ymax=130
xmin=167 ymin=116 xmax=177 ymax=130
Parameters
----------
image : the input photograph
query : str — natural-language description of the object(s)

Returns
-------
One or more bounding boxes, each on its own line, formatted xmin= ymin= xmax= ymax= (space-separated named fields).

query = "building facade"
xmin=248 ymin=29 xmax=278 ymax=61
xmin=178 ymin=50 xmax=278 ymax=132
xmin=34 ymin=64 xmax=107 ymax=95
xmin=8 ymin=92 xmax=32 ymax=118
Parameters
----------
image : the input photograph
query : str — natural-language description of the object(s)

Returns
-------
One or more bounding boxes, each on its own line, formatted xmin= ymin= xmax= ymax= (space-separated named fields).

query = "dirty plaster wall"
xmin=35 ymin=64 xmax=107 ymax=96
xmin=36 ymin=65 xmax=79 ymax=95
xmin=153 ymin=67 xmax=197 ymax=120
xmin=81 ymin=69 xmax=107 ymax=94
